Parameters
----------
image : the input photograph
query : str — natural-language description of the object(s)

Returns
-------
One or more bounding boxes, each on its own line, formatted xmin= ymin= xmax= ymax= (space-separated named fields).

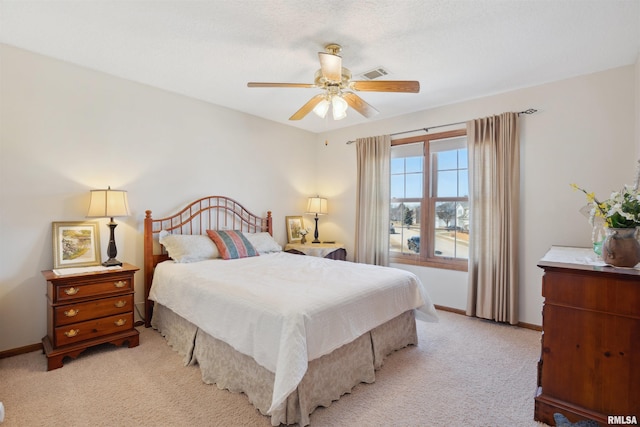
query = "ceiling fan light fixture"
xmin=248 ymin=43 xmax=419 ymax=121
xmin=313 ymin=98 xmax=330 ymax=118
xmin=332 ymin=95 xmax=348 ymax=120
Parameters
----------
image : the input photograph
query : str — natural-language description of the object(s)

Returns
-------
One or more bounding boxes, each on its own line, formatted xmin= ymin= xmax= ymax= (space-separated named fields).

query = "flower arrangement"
xmin=298 ymin=227 xmax=310 ymax=244
xmin=570 ymin=160 xmax=640 ymax=229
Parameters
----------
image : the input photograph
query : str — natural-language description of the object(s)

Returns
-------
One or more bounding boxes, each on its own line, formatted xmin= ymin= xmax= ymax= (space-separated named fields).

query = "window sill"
xmin=389 ymin=255 xmax=468 ymax=272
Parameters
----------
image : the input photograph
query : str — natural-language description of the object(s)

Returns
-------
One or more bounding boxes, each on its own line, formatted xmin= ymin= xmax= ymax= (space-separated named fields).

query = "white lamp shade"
xmin=313 ymin=99 xmax=330 ymax=118
xmin=87 ymin=188 xmax=130 ymax=218
xmin=331 ymin=96 xmax=348 ymax=120
xmin=306 ymin=197 xmax=328 ymax=215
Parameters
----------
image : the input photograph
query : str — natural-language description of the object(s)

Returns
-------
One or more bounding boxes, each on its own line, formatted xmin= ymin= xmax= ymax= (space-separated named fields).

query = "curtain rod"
xmin=345 ymin=108 xmax=537 ymax=144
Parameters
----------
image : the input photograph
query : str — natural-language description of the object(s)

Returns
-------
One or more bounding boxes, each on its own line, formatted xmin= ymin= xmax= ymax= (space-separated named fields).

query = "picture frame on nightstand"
xmin=285 ymin=216 xmax=304 ymax=243
xmin=52 ymin=221 xmax=102 ymax=269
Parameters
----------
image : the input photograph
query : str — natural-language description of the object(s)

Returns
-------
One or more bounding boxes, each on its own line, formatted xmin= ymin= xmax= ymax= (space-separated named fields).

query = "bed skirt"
xmin=151 ymin=304 xmax=418 ymax=426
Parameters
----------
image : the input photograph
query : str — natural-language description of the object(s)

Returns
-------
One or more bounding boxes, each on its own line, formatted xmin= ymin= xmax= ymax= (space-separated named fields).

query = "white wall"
xmin=0 ymin=44 xmax=317 ymax=352
xmin=315 ymin=64 xmax=638 ymax=327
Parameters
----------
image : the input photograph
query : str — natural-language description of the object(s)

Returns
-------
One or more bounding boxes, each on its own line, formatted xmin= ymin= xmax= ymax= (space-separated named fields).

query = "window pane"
xmin=432 ymin=148 xmax=468 ymax=198
xmin=390 ymin=151 xmax=424 ymax=199
xmin=458 ymin=149 xmax=468 ymax=168
xmin=389 ymin=202 xmax=421 ymax=255
xmin=390 ymin=158 xmax=404 ymax=174
xmin=405 ymin=156 xmax=423 ymax=173
xmin=390 ymin=175 xmax=404 ymax=199
xmin=433 ymin=201 xmax=469 ymax=259
xmin=405 ymin=173 xmax=423 ymax=198
xmin=458 ymin=170 xmax=469 ymax=197
xmin=437 ymin=150 xmax=457 ymax=170
xmin=437 ymin=170 xmax=458 ymax=197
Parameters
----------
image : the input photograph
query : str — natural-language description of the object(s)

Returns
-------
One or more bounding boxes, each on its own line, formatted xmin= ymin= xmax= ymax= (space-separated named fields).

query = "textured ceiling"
xmin=1 ymin=0 xmax=639 ymax=134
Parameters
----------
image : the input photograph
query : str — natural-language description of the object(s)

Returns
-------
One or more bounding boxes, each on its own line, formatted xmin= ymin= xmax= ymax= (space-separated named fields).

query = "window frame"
xmin=389 ymin=128 xmax=468 ymax=272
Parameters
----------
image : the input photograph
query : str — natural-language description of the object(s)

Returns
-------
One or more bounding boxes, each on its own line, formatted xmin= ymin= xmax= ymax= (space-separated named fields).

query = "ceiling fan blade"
xmin=343 ymin=92 xmax=380 ymax=118
xmin=248 ymin=82 xmax=316 ymax=88
xmin=289 ymin=94 xmax=326 ymax=120
xmin=350 ymin=80 xmax=420 ymax=93
xmin=318 ymin=52 xmax=342 ymax=82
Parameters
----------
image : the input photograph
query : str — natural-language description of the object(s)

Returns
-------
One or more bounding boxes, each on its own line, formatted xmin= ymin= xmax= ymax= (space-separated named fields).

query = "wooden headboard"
xmin=143 ymin=195 xmax=272 ymax=327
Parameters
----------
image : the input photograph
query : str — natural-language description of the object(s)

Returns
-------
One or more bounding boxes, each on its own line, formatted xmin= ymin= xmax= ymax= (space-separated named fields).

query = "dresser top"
xmin=42 ymin=263 xmax=139 ymax=281
xmin=538 ymin=246 xmax=640 ymax=277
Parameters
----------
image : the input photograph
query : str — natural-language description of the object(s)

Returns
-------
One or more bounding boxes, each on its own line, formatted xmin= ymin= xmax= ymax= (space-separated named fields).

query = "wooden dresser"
xmin=535 ymin=247 xmax=640 ymax=425
xmin=42 ymin=263 xmax=140 ymax=370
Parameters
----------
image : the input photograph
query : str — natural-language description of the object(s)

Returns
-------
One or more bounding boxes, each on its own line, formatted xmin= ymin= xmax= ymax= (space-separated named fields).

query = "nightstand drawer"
xmin=55 ymin=277 xmax=133 ymax=302
xmin=54 ymin=294 xmax=134 ymax=326
xmin=54 ymin=312 xmax=134 ymax=346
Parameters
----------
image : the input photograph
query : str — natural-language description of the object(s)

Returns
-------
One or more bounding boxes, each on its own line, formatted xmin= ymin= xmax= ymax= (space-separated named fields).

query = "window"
xmin=389 ymin=129 xmax=468 ymax=271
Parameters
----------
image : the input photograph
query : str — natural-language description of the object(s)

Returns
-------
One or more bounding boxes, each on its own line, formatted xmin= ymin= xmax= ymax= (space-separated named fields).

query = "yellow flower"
xmin=570 ymin=181 xmax=640 ymax=228
xmin=572 ymin=160 xmax=640 ymax=228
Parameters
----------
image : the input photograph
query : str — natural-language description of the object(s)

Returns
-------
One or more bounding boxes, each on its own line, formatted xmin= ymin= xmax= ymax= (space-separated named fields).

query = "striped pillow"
xmin=206 ymin=230 xmax=259 ymax=260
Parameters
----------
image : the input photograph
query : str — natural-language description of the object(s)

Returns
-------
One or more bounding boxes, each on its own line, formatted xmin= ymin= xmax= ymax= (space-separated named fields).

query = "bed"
xmin=144 ymin=196 xmax=438 ymax=426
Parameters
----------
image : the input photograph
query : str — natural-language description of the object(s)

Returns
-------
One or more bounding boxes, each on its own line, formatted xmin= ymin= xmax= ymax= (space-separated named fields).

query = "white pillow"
xmin=158 ymin=230 xmax=220 ymax=263
xmin=243 ymin=232 xmax=282 ymax=254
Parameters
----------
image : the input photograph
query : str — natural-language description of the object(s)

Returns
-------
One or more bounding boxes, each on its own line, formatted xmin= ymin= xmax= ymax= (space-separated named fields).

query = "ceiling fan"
xmin=247 ymin=43 xmax=420 ymax=121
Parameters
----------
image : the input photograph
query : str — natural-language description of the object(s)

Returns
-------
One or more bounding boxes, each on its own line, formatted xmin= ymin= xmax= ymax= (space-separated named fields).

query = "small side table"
xmin=284 ymin=242 xmax=346 ymax=261
xmin=42 ymin=263 xmax=140 ymax=370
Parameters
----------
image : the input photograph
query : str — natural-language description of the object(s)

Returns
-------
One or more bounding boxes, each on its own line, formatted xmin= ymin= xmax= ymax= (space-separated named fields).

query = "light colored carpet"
xmin=0 ymin=311 xmax=549 ymax=426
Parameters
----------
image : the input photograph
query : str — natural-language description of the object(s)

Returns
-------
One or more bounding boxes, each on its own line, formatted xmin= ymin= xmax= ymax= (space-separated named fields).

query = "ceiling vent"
xmin=359 ymin=66 xmax=390 ymax=80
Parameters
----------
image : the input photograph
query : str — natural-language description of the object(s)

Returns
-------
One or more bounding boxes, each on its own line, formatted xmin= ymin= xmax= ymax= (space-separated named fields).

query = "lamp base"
xmin=103 ymin=219 xmax=122 ymax=267
xmin=312 ymin=215 xmax=320 ymax=244
xmin=102 ymin=258 xmax=123 ymax=267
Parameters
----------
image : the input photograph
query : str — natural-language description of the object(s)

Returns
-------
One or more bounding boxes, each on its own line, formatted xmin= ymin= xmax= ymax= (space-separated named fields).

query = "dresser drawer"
xmin=54 ymin=294 xmax=134 ymax=326
xmin=542 ymin=270 xmax=640 ymax=317
xmin=55 ymin=276 xmax=133 ymax=302
xmin=54 ymin=312 xmax=134 ymax=347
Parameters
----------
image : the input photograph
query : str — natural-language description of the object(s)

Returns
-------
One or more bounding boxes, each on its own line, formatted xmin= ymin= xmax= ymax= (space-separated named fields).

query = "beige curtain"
xmin=355 ymin=135 xmax=391 ymax=266
xmin=466 ymin=112 xmax=520 ymax=324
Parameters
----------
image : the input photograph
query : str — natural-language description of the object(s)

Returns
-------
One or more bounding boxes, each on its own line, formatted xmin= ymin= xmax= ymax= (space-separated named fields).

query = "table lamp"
xmin=87 ymin=186 xmax=130 ymax=266
xmin=306 ymin=196 xmax=328 ymax=243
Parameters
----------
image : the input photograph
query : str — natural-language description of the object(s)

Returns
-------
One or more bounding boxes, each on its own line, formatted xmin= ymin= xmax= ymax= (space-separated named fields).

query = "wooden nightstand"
xmin=284 ymin=242 xmax=346 ymax=261
xmin=41 ymin=263 xmax=140 ymax=370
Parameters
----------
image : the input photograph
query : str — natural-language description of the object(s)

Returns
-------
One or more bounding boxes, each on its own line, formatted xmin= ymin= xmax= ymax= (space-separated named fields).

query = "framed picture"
xmin=285 ymin=216 xmax=305 ymax=243
xmin=52 ymin=221 xmax=102 ymax=269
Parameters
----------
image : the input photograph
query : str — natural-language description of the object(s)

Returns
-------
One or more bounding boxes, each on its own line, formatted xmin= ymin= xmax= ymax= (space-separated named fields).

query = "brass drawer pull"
xmin=64 ymin=329 xmax=80 ymax=338
xmin=113 ymin=280 xmax=126 ymax=288
xmin=114 ymin=319 xmax=127 ymax=327
xmin=64 ymin=309 xmax=79 ymax=317
xmin=64 ymin=287 xmax=79 ymax=296
xmin=114 ymin=300 xmax=127 ymax=308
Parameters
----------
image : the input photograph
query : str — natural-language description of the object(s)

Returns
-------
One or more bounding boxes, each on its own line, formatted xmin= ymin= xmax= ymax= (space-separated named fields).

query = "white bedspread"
xmin=149 ymin=252 xmax=438 ymax=413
